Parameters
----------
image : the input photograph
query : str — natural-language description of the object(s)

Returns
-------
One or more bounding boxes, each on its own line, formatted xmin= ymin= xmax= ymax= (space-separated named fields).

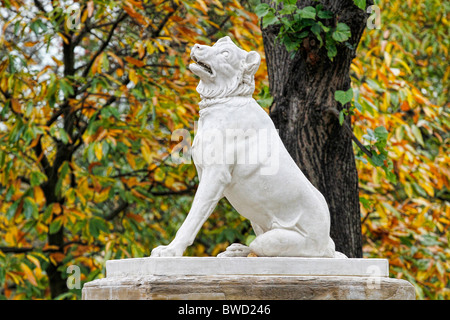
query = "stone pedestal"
xmin=82 ymin=257 xmax=415 ymax=300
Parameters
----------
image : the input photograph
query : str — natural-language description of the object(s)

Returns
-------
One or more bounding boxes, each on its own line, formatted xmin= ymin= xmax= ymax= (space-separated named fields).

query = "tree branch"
xmin=33 ymin=0 xmax=48 ymax=14
xmin=104 ymin=201 xmax=129 ymax=221
xmin=324 ymin=108 xmax=373 ymax=159
xmin=81 ymin=11 xmax=128 ymax=79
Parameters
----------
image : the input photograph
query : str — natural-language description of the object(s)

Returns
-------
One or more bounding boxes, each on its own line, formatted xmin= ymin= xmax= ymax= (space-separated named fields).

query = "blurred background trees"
xmin=0 ymin=0 xmax=448 ymax=300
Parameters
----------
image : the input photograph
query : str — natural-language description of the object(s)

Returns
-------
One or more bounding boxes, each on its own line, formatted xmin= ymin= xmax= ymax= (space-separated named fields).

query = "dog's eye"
xmin=221 ymin=51 xmax=229 ymax=57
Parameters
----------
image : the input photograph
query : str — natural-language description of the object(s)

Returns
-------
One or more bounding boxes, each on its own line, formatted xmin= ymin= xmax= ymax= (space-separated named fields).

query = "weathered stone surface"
xmin=82 ymin=275 xmax=415 ymax=300
xmin=82 ymin=257 xmax=415 ymax=300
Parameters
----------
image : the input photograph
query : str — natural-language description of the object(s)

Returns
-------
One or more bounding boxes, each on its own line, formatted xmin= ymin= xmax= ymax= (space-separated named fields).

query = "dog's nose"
xmin=191 ymin=44 xmax=208 ymax=59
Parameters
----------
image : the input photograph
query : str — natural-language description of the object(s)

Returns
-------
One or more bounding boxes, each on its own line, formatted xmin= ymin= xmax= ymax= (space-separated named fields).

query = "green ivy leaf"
xmin=254 ymin=3 xmax=271 ymax=18
xmin=334 ymin=88 xmax=354 ymax=106
xmin=332 ymin=23 xmax=351 ymax=42
xmin=311 ymin=23 xmax=323 ymax=46
xmin=317 ymin=9 xmax=333 ymax=19
xmin=279 ymin=4 xmax=297 ymax=15
xmin=297 ymin=6 xmax=316 ymax=20
xmin=262 ymin=11 xmax=279 ymax=28
xmin=353 ymin=0 xmax=366 ymax=10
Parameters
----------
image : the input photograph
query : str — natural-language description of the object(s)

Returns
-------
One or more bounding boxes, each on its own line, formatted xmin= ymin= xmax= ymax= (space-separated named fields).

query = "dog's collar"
xmin=198 ymin=96 xmax=253 ymax=110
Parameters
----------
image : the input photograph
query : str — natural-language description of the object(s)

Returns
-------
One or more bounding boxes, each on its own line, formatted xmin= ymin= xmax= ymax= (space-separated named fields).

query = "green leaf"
xmin=60 ymin=79 xmax=74 ymax=97
xmin=353 ymin=0 xmax=366 ymax=10
xmin=297 ymin=6 xmax=316 ymax=19
xmin=6 ymin=200 xmax=20 ymax=221
xmin=334 ymin=88 xmax=353 ymax=106
xmin=49 ymin=218 xmax=63 ymax=234
xmin=317 ymin=10 xmax=333 ymax=19
xmin=411 ymin=125 xmax=424 ymax=146
xmin=374 ymin=126 xmax=389 ymax=141
xmin=262 ymin=11 xmax=279 ymax=28
xmin=55 ymin=161 xmax=70 ymax=196
xmin=23 ymin=197 xmax=39 ymax=220
xmin=89 ymin=217 xmax=109 ymax=238
xmin=310 ymin=23 xmax=323 ymax=46
xmin=370 ymin=152 xmax=386 ymax=167
xmin=43 ymin=204 xmax=54 ymax=222
xmin=254 ymin=3 xmax=271 ymax=18
xmin=279 ymin=4 xmax=297 ymax=15
xmin=359 ymin=197 xmax=372 ymax=209
xmin=332 ymin=23 xmax=351 ymax=42
xmin=58 ymin=128 xmax=70 ymax=144
xmin=317 ymin=21 xmax=330 ymax=32
xmin=339 ymin=110 xmax=345 ymax=125
xmin=29 ymin=20 xmax=41 ymax=36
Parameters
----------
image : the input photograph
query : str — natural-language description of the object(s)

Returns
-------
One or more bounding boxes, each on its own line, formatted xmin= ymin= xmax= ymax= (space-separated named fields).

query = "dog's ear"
xmin=242 ymin=51 xmax=261 ymax=85
xmin=215 ymin=36 xmax=232 ymax=45
xmin=244 ymin=51 xmax=261 ymax=76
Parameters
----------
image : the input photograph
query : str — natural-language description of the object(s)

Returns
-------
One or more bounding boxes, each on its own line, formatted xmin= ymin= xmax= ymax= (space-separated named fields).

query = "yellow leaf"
xmin=95 ymin=143 xmax=103 ymax=161
xmin=34 ymin=186 xmax=45 ymax=206
xmin=27 ymin=255 xmax=41 ymax=270
xmin=129 ymin=68 xmax=138 ymax=84
xmin=92 ymin=52 xmax=104 ymax=75
xmin=141 ymin=141 xmax=153 ymax=164
xmin=126 ymin=152 xmax=136 ymax=169
xmin=404 ymin=183 xmax=413 ymax=198
xmin=58 ymin=33 xmax=69 ymax=45
xmin=154 ymin=167 xmax=164 ymax=182
xmin=21 ymin=263 xmax=38 ymax=286
xmin=422 ymin=183 xmax=434 ymax=197
xmin=95 ymin=187 xmax=111 ymax=203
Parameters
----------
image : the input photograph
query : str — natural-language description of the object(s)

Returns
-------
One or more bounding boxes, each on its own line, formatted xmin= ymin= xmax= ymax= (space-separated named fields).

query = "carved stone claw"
xmin=217 ymin=243 xmax=253 ymax=257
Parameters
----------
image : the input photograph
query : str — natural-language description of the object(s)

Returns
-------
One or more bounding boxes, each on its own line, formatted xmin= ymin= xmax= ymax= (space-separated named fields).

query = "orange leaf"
xmin=24 ymin=41 xmax=38 ymax=47
xmin=400 ymin=100 xmax=410 ymax=111
xmin=11 ymin=98 xmax=21 ymax=113
xmin=21 ymin=263 xmax=37 ymax=286
xmin=124 ymin=56 xmax=145 ymax=67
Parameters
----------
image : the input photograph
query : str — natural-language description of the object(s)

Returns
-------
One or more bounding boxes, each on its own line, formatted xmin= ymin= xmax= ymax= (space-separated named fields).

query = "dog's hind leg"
xmin=249 ymin=228 xmax=335 ymax=258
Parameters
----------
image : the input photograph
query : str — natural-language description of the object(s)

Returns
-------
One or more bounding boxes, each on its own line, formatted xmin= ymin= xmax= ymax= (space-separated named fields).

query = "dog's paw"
xmin=333 ymin=251 xmax=348 ymax=259
xmin=150 ymin=245 xmax=184 ymax=257
xmin=217 ymin=243 xmax=252 ymax=257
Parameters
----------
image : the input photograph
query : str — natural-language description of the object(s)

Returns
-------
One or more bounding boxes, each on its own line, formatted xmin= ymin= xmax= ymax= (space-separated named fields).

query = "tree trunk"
xmin=261 ymin=0 xmax=372 ymax=258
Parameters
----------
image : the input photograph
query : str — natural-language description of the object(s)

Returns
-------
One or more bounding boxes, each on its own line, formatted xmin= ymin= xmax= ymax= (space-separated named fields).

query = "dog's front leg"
xmin=151 ymin=166 xmax=231 ymax=257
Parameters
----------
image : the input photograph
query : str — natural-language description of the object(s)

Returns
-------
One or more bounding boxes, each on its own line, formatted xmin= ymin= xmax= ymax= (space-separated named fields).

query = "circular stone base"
xmin=82 ymin=275 xmax=415 ymax=300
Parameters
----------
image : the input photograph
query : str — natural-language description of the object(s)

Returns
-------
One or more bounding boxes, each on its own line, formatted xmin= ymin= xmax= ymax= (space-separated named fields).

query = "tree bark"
xmin=261 ymin=0 xmax=372 ymax=258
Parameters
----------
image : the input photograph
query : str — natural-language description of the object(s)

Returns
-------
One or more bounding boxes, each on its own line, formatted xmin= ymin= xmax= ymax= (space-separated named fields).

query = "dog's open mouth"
xmin=192 ymin=56 xmax=213 ymax=75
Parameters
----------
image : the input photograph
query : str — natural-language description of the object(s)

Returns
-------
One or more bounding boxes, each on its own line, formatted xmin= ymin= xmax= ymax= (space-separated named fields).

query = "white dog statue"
xmin=151 ymin=36 xmax=344 ymax=258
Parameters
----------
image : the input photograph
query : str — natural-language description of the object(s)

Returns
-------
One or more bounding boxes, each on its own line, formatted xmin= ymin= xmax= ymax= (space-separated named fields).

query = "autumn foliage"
xmin=0 ymin=0 xmax=448 ymax=300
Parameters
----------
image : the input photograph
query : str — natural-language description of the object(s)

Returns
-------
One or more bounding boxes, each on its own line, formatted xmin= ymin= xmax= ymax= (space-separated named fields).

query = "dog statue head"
xmin=189 ymin=36 xmax=261 ymax=100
